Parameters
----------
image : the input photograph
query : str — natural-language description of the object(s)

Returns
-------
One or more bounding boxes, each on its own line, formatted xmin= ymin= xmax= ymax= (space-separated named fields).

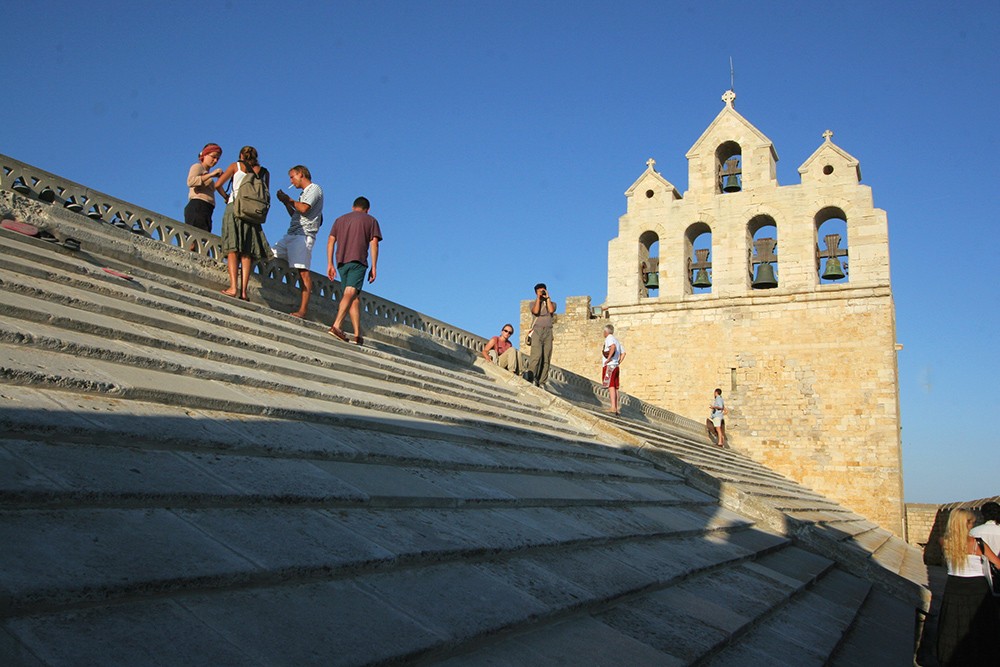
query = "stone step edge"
xmin=0 ymin=383 xmax=647 ymax=472
xmin=0 ymin=488 xmax=708 ymax=512
xmin=2 ymin=518 xmax=765 ymax=618
xmin=0 ymin=261 xmax=510 ymax=404
xmin=0 ymin=318 xmax=579 ymax=439
xmin=0 ymin=349 xmax=593 ymax=449
xmin=0 ymin=426 xmax=683 ymax=488
xmin=609 ymin=421 xmax=826 ymax=490
xmin=397 ymin=533 xmax=808 ymax=666
xmin=696 ymin=565 xmax=874 ymax=666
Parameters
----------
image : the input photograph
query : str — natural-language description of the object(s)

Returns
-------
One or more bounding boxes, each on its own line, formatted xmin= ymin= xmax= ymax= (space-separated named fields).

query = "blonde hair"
xmin=942 ymin=508 xmax=976 ymax=572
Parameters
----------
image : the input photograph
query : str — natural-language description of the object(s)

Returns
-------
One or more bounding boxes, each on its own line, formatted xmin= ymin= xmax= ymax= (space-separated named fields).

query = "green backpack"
xmin=233 ymin=162 xmax=270 ymax=225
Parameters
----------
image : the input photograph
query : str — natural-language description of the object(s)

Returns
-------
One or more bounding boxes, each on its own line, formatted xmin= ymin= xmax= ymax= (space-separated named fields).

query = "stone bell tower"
xmin=550 ymin=91 xmax=904 ymax=534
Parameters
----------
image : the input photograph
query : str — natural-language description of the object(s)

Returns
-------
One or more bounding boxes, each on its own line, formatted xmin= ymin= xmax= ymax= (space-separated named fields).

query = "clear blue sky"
xmin=4 ymin=1 xmax=997 ymax=504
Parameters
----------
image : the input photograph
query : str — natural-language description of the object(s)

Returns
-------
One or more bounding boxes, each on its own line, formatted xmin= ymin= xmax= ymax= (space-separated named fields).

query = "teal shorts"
xmin=338 ymin=261 xmax=367 ymax=291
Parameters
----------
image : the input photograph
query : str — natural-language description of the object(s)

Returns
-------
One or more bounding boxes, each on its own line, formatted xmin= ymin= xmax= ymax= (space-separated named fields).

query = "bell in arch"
xmin=11 ymin=178 xmax=31 ymax=196
xmin=722 ymin=174 xmax=741 ymax=193
xmin=692 ymin=269 xmax=711 ymax=288
xmin=752 ymin=262 xmax=778 ymax=289
xmin=643 ymin=271 xmax=659 ymax=290
xmin=822 ymin=257 xmax=846 ymax=281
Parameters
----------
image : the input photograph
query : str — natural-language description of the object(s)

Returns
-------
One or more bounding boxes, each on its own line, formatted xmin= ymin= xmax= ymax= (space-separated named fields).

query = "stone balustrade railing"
xmin=1 ymin=152 xmax=487 ymax=351
xmin=2 ymin=151 xmax=704 ymax=434
xmin=1 ymin=154 xmax=224 ymax=258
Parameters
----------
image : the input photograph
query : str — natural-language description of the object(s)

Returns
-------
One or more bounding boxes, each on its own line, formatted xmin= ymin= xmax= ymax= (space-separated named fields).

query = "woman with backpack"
xmin=215 ymin=145 xmax=271 ymax=301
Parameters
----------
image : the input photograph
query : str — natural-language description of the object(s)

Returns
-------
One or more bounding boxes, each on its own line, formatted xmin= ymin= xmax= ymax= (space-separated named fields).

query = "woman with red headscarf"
xmin=184 ymin=143 xmax=223 ymax=235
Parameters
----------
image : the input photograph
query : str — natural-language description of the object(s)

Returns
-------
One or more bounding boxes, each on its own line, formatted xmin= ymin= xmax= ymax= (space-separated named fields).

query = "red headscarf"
xmin=200 ymin=144 xmax=223 ymax=159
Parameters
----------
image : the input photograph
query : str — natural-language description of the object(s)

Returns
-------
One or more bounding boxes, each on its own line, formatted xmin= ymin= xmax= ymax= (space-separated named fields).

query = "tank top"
xmin=228 ymin=165 xmax=249 ymax=205
xmin=948 ymin=553 xmax=987 ymax=578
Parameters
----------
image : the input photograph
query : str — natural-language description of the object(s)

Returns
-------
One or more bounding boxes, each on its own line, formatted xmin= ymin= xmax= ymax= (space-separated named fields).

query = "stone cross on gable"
xmin=722 ymin=89 xmax=736 ymax=107
xmin=646 ymin=158 xmax=656 ymax=171
xmin=823 ymin=129 xmax=834 ymax=142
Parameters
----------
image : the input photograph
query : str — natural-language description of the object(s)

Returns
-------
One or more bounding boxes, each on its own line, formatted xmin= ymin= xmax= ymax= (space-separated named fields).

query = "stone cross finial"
xmin=823 ymin=129 xmax=833 ymax=142
xmin=646 ymin=158 xmax=656 ymax=171
xmin=722 ymin=89 xmax=736 ymax=107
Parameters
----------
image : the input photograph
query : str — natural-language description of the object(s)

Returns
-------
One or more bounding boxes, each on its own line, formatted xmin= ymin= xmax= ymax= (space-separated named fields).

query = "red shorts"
xmin=602 ymin=365 xmax=619 ymax=389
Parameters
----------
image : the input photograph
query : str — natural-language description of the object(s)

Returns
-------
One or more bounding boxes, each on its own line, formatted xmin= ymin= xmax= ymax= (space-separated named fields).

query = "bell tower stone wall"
xmin=538 ymin=92 xmax=904 ymax=535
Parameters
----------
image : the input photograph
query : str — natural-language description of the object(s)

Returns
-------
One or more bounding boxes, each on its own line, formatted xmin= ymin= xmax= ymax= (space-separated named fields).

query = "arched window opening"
xmin=639 ymin=231 xmax=659 ymax=298
xmin=685 ymin=223 xmax=712 ymax=294
xmin=716 ymin=141 xmax=743 ymax=194
xmin=748 ymin=215 xmax=778 ymax=289
xmin=816 ymin=207 xmax=849 ymax=283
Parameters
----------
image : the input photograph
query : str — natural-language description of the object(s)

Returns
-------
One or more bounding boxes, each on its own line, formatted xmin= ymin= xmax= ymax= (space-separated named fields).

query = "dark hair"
xmin=502 ymin=323 xmax=514 ymax=331
xmin=290 ymin=165 xmax=311 ymax=180
xmin=534 ymin=283 xmax=547 ymax=292
xmin=353 ymin=196 xmax=370 ymax=211
xmin=239 ymin=146 xmax=259 ymax=167
xmin=715 ymin=388 xmax=722 ymax=395
xmin=982 ymin=502 xmax=1000 ymax=523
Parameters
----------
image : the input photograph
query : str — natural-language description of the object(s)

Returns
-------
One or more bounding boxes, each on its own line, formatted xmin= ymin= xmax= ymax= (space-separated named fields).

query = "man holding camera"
xmin=525 ymin=283 xmax=556 ymax=386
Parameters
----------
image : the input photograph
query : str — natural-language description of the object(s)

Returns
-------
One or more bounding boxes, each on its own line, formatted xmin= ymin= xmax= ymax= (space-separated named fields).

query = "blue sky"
xmin=4 ymin=1 xmax=997 ymax=503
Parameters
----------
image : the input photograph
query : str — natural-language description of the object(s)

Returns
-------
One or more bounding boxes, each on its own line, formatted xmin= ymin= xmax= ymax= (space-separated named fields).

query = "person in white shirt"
xmin=274 ymin=165 xmax=324 ymax=318
xmin=970 ymin=501 xmax=1000 ymax=601
xmin=602 ymin=324 xmax=625 ymax=416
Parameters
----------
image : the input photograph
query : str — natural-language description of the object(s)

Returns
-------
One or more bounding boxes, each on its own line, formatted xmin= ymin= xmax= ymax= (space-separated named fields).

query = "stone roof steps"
xmin=432 ymin=546 xmax=913 ymax=666
xmin=0 ymin=250 xmax=590 ymax=446
xmin=0 ymin=231 xmax=530 ymax=416
xmin=0 ymin=384 xmax=905 ymax=665
xmin=0 ymin=210 xmax=921 ymax=664
xmin=578 ymin=406 xmax=929 ymax=592
xmin=598 ymin=411 xmax=830 ymax=494
xmin=594 ymin=408 xmax=849 ymax=509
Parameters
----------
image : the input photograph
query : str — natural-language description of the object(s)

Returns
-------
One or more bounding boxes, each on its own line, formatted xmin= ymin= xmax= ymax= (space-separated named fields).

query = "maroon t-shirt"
xmin=331 ymin=210 xmax=382 ymax=266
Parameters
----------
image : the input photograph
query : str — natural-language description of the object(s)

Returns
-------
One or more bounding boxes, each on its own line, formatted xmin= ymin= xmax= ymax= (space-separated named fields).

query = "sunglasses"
xmin=502 ymin=329 xmax=513 ymax=334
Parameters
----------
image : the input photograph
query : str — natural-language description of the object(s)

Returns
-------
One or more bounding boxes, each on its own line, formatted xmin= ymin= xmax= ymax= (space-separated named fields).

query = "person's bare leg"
xmin=291 ymin=269 xmax=311 ymax=318
xmin=349 ymin=297 xmax=363 ymax=343
xmin=222 ymin=252 xmax=239 ymax=296
xmin=715 ymin=424 xmax=725 ymax=447
xmin=329 ymin=287 xmax=356 ymax=341
xmin=610 ymin=386 xmax=619 ymax=415
xmin=239 ymin=255 xmax=253 ymax=300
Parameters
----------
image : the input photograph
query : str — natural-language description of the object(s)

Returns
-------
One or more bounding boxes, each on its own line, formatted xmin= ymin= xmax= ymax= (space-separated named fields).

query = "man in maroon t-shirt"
xmin=326 ymin=196 xmax=382 ymax=345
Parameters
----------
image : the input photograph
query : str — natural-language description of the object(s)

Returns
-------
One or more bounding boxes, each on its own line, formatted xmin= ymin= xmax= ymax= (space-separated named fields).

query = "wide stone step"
xmin=0 ymin=385 xmax=654 ymax=473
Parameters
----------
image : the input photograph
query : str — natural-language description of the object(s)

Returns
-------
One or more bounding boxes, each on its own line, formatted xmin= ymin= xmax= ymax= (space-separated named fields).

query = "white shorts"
xmin=272 ymin=234 xmax=314 ymax=269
